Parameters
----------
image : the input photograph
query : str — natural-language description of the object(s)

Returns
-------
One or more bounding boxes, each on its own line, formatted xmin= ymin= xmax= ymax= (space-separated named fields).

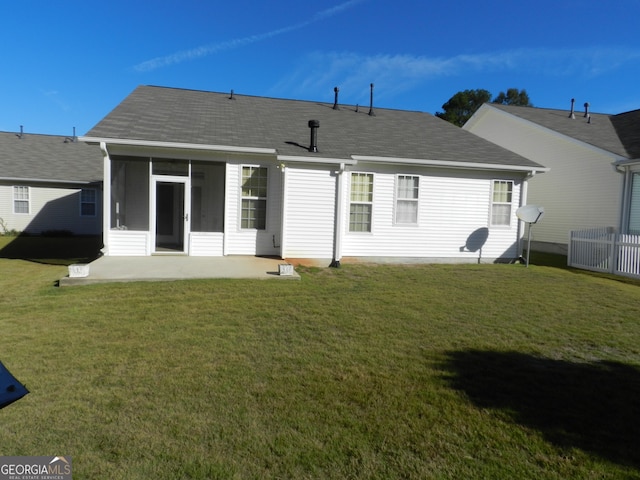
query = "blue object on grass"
xmin=0 ymin=361 xmax=29 ymax=409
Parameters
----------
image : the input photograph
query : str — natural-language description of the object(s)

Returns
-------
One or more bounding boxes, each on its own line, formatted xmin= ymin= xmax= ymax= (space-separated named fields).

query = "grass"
xmin=1 ymin=245 xmax=640 ymax=479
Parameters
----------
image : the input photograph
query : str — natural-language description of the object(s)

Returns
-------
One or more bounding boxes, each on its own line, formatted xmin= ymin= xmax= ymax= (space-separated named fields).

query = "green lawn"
xmin=1 ymin=248 xmax=640 ymax=479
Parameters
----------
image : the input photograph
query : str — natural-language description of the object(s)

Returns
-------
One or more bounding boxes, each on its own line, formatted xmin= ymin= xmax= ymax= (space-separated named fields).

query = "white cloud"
xmin=133 ymin=0 xmax=365 ymax=72
xmin=271 ymin=47 xmax=640 ymax=104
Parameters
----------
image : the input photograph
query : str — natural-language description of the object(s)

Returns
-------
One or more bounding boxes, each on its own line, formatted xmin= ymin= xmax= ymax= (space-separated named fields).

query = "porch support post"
xmin=99 ymin=142 xmax=111 ymax=256
xmin=279 ymin=163 xmax=288 ymax=259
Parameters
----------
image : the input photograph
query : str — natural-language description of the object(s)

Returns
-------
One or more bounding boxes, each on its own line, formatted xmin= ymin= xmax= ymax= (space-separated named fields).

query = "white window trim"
xmin=349 ymin=172 xmax=374 ymax=233
xmin=80 ymin=188 xmax=97 ymax=217
xmin=394 ymin=174 xmax=420 ymax=226
xmin=490 ymin=179 xmax=514 ymax=227
xmin=13 ymin=186 xmax=30 ymax=215
xmin=239 ymin=164 xmax=268 ymax=230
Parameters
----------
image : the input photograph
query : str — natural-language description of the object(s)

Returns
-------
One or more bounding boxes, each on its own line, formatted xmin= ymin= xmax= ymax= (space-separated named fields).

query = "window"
xmin=349 ymin=173 xmax=373 ymax=232
xmin=80 ymin=189 xmax=97 ymax=216
xmin=13 ymin=186 xmax=29 ymax=214
xmin=396 ymin=175 xmax=419 ymax=224
xmin=491 ymin=180 xmax=513 ymax=226
xmin=241 ymin=166 xmax=267 ymax=229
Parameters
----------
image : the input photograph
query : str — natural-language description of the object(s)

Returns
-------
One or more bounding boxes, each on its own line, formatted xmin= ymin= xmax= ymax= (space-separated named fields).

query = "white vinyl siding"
xmin=465 ymin=107 xmax=621 ymax=247
xmin=395 ymin=175 xmax=419 ymax=224
xmin=349 ymin=173 xmax=373 ymax=232
xmin=282 ymin=167 xmax=336 ymax=259
xmin=107 ymin=230 xmax=150 ymax=255
xmin=13 ymin=186 xmax=29 ymax=214
xmin=341 ymin=167 xmax=522 ymax=261
xmin=490 ymin=180 xmax=513 ymax=226
xmin=225 ymin=162 xmax=281 ymax=256
xmin=1 ymin=184 xmax=101 ymax=235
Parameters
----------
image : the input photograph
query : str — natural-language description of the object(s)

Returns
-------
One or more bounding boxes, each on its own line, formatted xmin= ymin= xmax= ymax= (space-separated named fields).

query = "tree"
xmin=435 ymin=89 xmax=491 ymax=127
xmin=436 ymin=87 xmax=533 ymax=127
xmin=492 ymin=88 xmax=532 ymax=107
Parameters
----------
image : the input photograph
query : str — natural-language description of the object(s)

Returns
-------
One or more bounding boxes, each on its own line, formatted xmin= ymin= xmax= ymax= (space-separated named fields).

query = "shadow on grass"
xmin=442 ymin=350 xmax=640 ymax=468
xmin=0 ymin=235 xmax=102 ymax=265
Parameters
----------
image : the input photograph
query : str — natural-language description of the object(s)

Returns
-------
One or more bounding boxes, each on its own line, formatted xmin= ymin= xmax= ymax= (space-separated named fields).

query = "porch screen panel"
xmin=629 ymin=172 xmax=640 ymax=234
xmin=111 ymin=156 xmax=149 ymax=230
xmin=191 ymin=162 xmax=225 ymax=232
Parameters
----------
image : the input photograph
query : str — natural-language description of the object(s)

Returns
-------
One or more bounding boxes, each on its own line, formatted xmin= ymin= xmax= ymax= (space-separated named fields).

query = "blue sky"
xmin=3 ymin=0 xmax=640 ymax=136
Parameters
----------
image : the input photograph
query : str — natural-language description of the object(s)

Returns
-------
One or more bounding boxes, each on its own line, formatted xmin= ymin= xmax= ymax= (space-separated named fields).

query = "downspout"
xmin=330 ymin=163 xmax=346 ymax=267
xmin=99 ymin=142 xmax=111 ymax=256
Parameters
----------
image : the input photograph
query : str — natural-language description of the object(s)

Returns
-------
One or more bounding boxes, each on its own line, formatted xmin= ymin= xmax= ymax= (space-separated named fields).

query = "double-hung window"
xmin=349 ymin=173 xmax=373 ymax=232
xmin=13 ymin=186 xmax=29 ymax=214
xmin=80 ymin=189 xmax=97 ymax=217
xmin=491 ymin=180 xmax=513 ymax=226
xmin=396 ymin=175 xmax=419 ymax=224
xmin=241 ymin=166 xmax=267 ymax=230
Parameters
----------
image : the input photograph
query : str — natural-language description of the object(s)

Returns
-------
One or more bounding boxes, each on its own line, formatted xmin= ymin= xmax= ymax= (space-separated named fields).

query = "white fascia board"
xmin=0 ymin=176 xmax=95 ymax=185
xmin=350 ymin=155 xmax=549 ymax=174
xmin=79 ymin=136 xmax=277 ymax=156
xmin=278 ymin=155 xmax=358 ymax=166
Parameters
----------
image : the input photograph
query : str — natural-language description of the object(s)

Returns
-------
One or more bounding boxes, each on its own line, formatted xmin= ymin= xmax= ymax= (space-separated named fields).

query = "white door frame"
xmin=151 ymin=175 xmax=191 ymax=254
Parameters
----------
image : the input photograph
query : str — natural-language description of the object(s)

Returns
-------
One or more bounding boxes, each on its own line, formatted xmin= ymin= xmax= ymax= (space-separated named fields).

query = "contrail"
xmin=134 ymin=0 xmax=364 ymax=72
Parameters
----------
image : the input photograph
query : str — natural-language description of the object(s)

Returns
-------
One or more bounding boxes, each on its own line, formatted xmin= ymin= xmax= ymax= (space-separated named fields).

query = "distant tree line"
xmin=436 ymin=88 xmax=532 ymax=127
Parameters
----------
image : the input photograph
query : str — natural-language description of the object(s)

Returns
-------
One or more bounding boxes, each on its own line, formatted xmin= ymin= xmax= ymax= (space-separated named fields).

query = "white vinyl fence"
xmin=568 ymin=227 xmax=640 ymax=279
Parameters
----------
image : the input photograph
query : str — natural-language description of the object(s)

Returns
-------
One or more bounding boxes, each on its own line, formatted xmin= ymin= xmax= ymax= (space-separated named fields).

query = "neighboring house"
xmin=464 ymin=102 xmax=640 ymax=254
xmin=0 ymin=130 xmax=103 ymax=235
xmin=81 ymin=85 xmax=546 ymax=265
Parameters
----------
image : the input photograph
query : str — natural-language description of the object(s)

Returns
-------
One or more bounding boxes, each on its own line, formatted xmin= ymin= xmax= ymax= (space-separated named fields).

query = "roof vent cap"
xmin=569 ymin=98 xmax=575 ymax=119
xmin=308 ymin=119 xmax=320 ymax=153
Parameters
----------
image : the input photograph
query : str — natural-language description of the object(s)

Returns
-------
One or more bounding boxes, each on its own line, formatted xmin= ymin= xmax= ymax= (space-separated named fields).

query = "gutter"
xmin=278 ymin=155 xmax=357 ymax=166
xmin=350 ymin=155 xmax=548 ymax=174
xmin=80 ymin=136 xmax=277 ymax=156
xmin=0 ymin=177 xmax=97 ymax=185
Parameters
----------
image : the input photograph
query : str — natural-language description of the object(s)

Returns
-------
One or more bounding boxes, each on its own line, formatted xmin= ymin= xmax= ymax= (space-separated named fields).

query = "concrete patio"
xmin=59 ymin=255 xmax=300 ymax=286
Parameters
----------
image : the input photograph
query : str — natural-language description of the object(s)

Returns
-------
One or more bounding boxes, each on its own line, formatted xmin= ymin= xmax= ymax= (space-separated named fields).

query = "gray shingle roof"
xmin=610 ymin=109 xmax=640 ymax=159
xmin=0 ymin=130 xmax=103 ymax=183
xmin=488 ymin=103 xmax=634 ymax=158
xmin=86 ymin=85 xmax=543 ymax=170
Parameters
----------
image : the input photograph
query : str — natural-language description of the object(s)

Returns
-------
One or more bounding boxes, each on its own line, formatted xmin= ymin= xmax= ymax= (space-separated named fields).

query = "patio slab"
xmin=59 ymin=255 xmax=300 ymax=286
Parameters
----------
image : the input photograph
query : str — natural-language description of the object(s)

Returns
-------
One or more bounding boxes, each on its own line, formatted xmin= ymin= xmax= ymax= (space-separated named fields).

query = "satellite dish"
xmin=517 ymin=204 xmax=544 ymax=224
xmin=516 ymin=205 xmax=545 ymax=268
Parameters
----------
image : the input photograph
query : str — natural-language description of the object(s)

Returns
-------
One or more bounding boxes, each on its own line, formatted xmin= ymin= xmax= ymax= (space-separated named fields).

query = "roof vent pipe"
xmin=368 ymin=83 xmax=375 ymax=116
xmin=569 ymin=98 xmax=575 ymax=119
xmin=73 ymin=126 xmax=77 ymax=142
xmin=333 ymin=87 xmax=340 ymax=110
xmin=18 ymin=125 xmax=23 ymax=139
xmin=308 ymin=119 xmax=320 ymax=153
xmin=583 ymin=102 xmax=590 ymax=118
xmin=229 ymin=89 xmax=235 ymax=100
